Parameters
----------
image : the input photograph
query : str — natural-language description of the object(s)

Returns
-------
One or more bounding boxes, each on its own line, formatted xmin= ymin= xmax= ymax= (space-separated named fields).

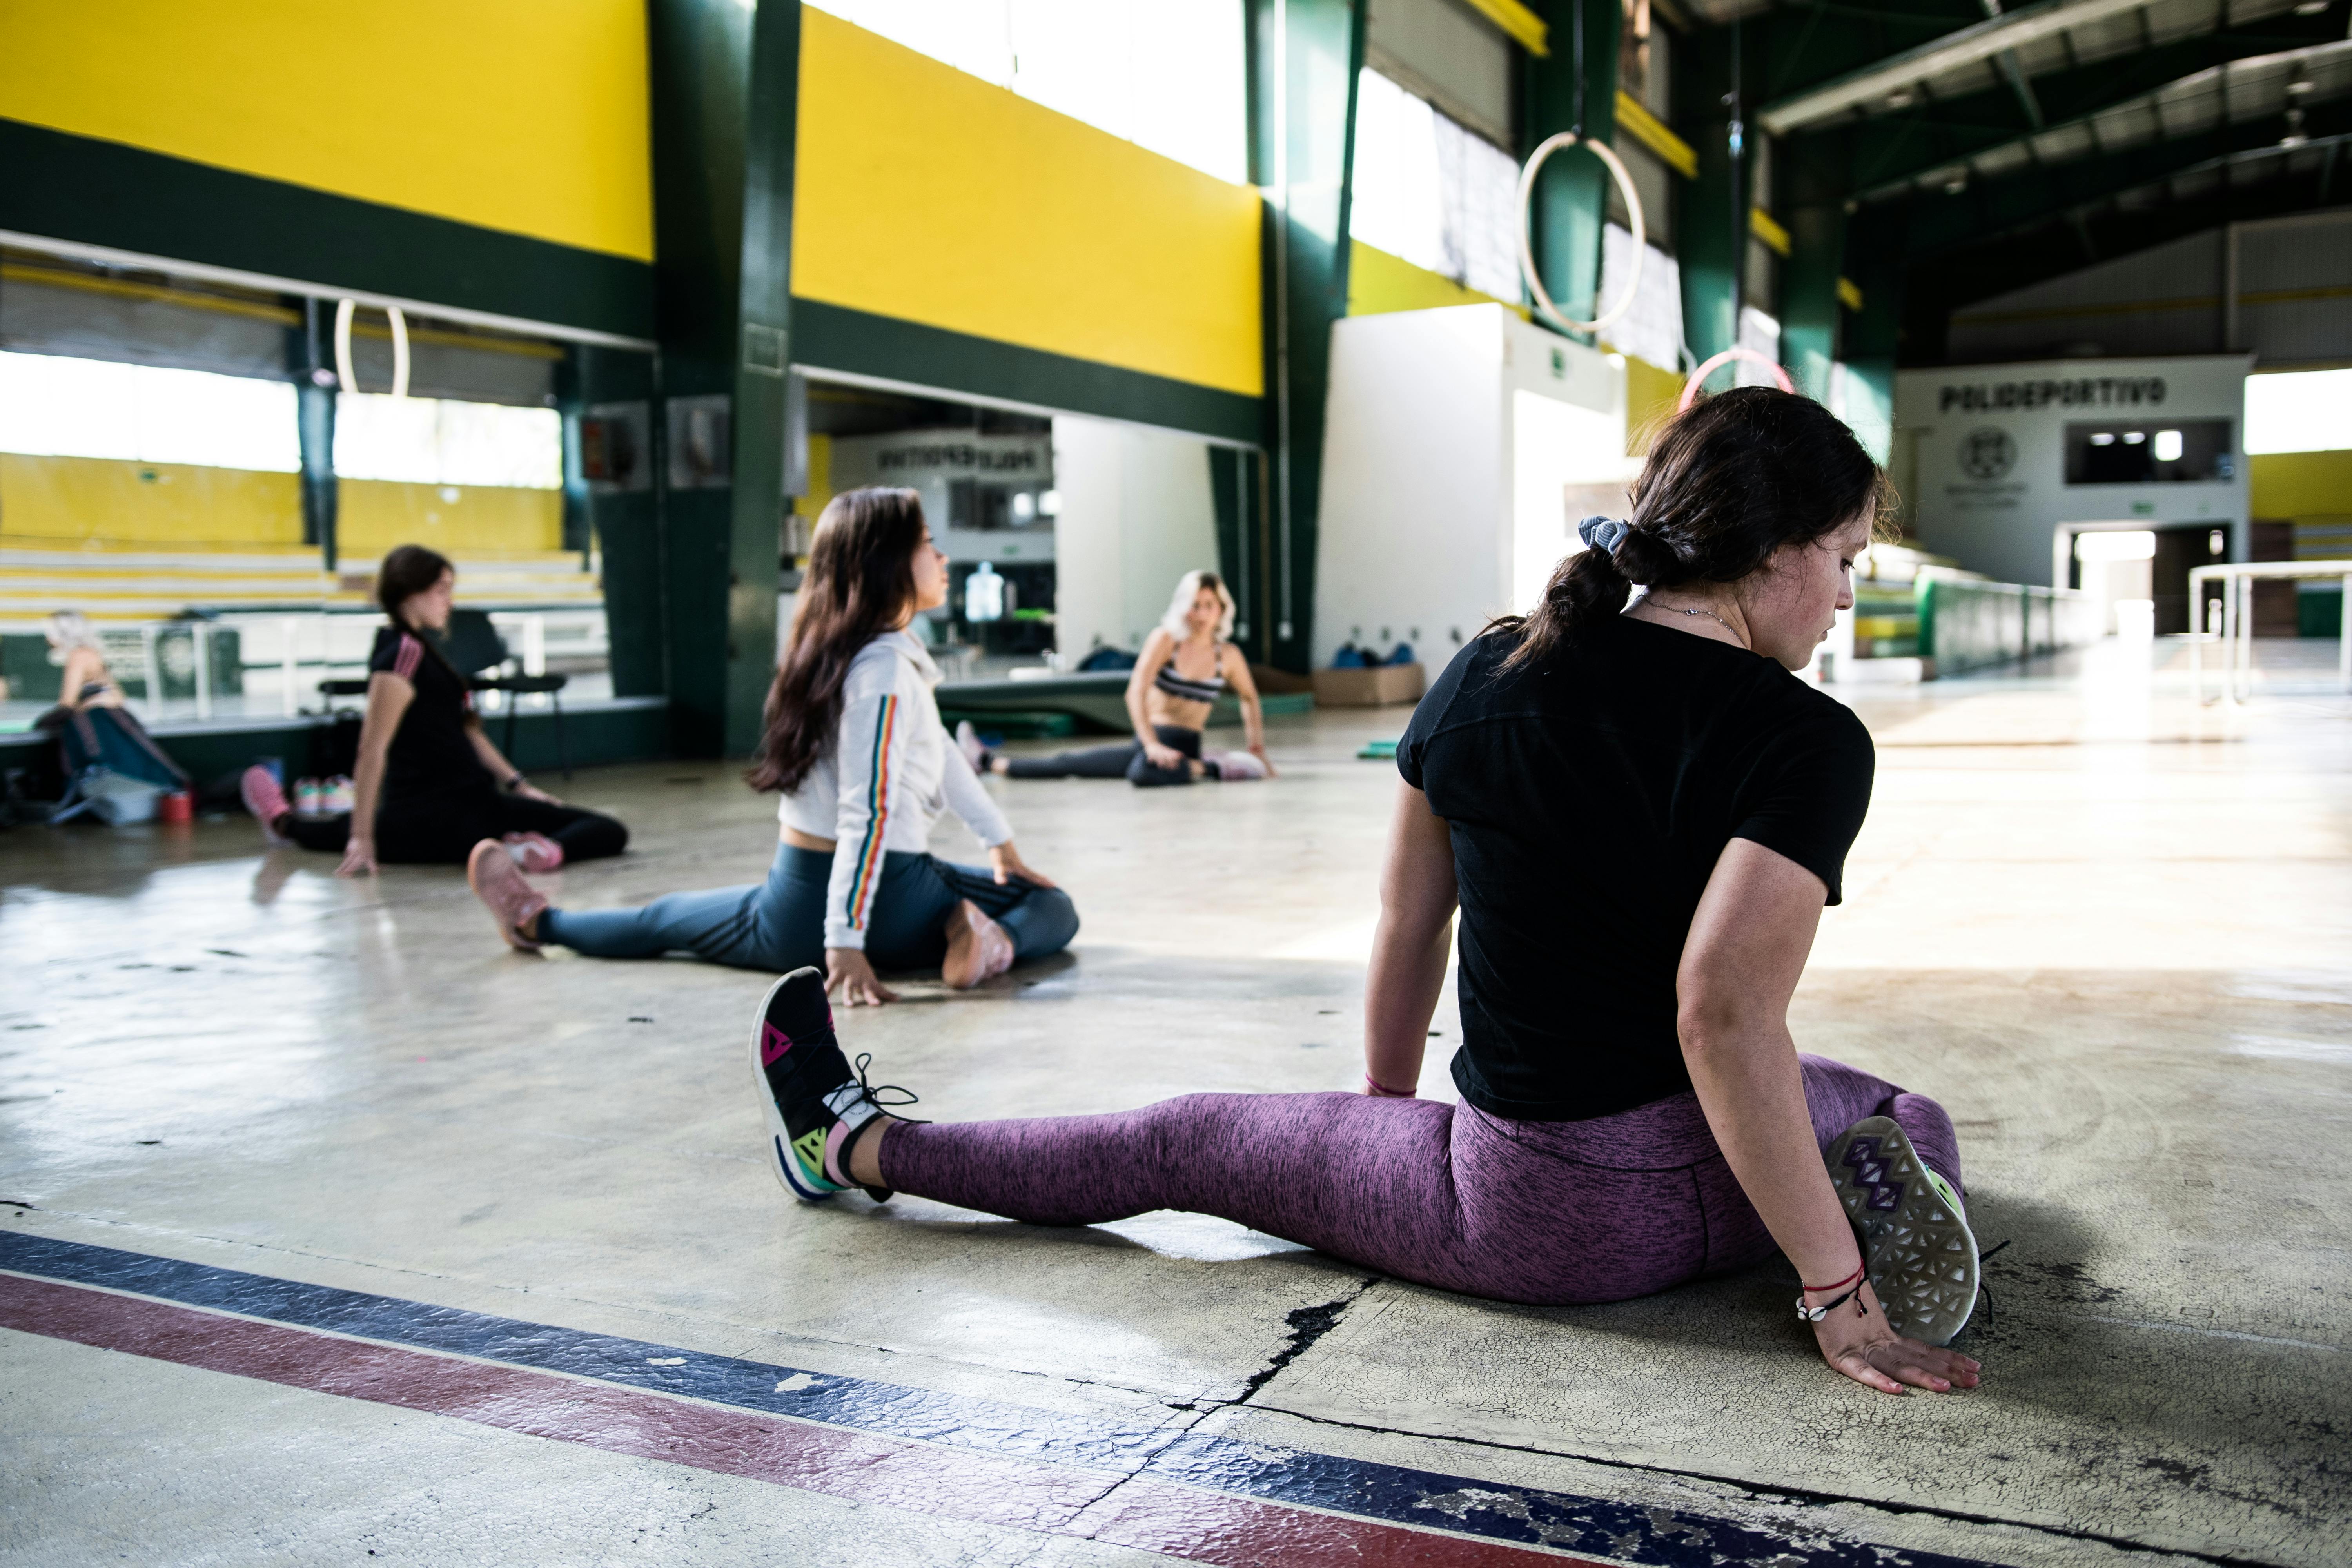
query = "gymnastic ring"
xmin=1515 ymin=131 xmax=1646 ymax=336
xmin=1677 ymin=346 xmax=1794 ymax=411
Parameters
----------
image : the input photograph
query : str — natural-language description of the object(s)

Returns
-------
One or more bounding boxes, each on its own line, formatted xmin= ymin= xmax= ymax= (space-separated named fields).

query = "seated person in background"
xmin=466 ymin=488 xmax=1076 ymax=1002
xmin=240 ymin=544 xmax=628 ymax=875
xmin=962 ymin=570 xmax=1274 ymax=786
xmin=43 ymin=612 xmax=124 ymax=712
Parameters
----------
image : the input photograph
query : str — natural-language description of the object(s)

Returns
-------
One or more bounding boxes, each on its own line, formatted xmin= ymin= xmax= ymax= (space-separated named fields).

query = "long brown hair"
xmin=376 ymin=544 xmax=454 ymax=632
xmin=746 ymin=487 xmax=926 ymax=793
xmin=1501 ymin=387 xmax=1887 ymax=670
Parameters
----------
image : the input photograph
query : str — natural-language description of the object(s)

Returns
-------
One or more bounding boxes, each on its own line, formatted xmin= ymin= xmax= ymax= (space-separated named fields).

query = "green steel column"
xmin=1838 ymin=204 xmax=1904 ymax=465
xmin=1673 ymin=23 xmax=1743 ymax=367
xmin=647 ymin=0 xmax=799 ymax=757
xmin=577 ymin=346 xmax=666 ymax=698
xmin=290 ymin=297 xmax=338 ymax=569
xmin=1208 ymin=446 xmax=1268 ymax=664
xmin=1778 ymin=132 xmax=1850 ymax=404
xmin=1523 ymin=0 xmax=1621 ymax=338
xmin=1248 ymin=0 xmax=1363 ymax=675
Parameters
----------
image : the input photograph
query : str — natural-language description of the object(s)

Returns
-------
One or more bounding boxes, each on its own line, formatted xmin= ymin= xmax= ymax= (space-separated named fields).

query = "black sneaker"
xmin=747 ymin=967 xmax=915 ymax=1202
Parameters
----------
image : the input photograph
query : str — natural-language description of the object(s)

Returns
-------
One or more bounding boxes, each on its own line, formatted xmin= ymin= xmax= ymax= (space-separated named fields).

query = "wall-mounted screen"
xmin=2064 ymin=419 xmax=2233 ymax=485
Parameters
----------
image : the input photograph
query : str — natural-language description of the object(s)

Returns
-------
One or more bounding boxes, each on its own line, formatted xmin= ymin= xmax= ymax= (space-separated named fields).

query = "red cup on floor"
xmin=158 ymin=790 xmax=194 ymax=823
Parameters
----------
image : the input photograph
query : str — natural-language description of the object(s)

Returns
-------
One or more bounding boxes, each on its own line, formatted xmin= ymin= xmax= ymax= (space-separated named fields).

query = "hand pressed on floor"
xmin=987 ymin=839 xmax=1056 ymax=888
xmin=825 ymin=946 xmax=897 ymax=1007
xmin=1811 ymin=1281 xmax=1981 ymax=1394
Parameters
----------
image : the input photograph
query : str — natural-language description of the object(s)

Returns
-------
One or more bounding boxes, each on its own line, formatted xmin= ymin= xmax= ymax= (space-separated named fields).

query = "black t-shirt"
xmin=368 ymin=626 xmax=491 ymax=800
xmin=1397 ymin=617 xmax=1875 ymax=1122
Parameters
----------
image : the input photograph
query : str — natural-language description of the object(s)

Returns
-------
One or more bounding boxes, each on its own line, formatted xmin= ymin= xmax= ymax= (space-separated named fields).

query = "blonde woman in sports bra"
xmin=963 ymin=570 xmax=1276 ymax=787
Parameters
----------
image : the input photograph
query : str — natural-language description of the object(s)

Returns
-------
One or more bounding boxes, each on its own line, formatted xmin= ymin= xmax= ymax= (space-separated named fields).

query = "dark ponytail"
xmin=1501 ymin=386 xmax=1886 ymax=670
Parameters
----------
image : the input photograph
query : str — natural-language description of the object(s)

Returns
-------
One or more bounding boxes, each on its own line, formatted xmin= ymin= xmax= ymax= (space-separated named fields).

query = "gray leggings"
xmin=1002 ymin=724 xmax=1204 ymax=787
xmin=537 ymin=843 xmax=1079 ymax=974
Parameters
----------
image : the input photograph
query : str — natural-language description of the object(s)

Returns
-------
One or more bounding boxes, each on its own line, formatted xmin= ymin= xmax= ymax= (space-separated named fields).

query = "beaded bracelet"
xmin=1796 ymin=1282 xmax=1873 ymax=1323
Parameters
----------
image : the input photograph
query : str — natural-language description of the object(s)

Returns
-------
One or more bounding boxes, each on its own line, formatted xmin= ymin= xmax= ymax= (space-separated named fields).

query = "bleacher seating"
xmin=0 ymin=541 xmax=603 ymax=630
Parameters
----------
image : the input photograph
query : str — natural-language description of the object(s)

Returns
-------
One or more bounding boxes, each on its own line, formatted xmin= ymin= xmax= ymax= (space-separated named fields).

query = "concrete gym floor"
xmin=2 ymin=640 xmax=2347 ymax=1568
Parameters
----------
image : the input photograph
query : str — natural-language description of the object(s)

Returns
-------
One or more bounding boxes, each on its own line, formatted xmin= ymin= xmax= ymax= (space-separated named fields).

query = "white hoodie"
xmin=777 ymin=630 xmax=1013 ymax=950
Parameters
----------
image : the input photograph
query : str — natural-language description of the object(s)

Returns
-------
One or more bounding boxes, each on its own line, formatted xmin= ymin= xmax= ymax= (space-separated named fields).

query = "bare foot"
xmin=941 ymin=898 xmax=1014 ymax=989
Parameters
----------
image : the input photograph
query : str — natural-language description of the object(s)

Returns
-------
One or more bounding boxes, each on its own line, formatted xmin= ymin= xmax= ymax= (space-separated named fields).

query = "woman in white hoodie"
xmin=468 ymin=487 xmax=1075 ymax=1003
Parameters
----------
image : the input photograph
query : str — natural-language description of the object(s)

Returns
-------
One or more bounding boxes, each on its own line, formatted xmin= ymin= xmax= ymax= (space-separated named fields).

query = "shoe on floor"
xmin=1209 ymin=749 xmax=1267 ymax=780
xmin=1825 ymin=1115 xmax=1980 ymax=1346
xmin=240 ymin=764 xmax=292 ymax=847
xmin=502 ymin=830 xmax=565 ymax=873
xmin=955 ymin=720 xmax=988 ymax=772
xmin=941 ymin=899 xmax=1014 ymax=989
xmin=466 ymin=838 xmax=549 ymax=951
xmin=748 ymin=966 xmax=913 ymax=1202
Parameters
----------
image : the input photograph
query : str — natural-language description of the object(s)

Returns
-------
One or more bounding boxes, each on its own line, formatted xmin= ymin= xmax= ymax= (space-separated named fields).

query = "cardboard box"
xmin=1312 ymin=662 xmax=1425 ymax=708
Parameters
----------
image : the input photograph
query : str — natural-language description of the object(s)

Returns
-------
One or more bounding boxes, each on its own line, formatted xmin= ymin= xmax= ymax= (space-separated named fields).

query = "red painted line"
xmin=2 ymin=1272 xmax=1592 ymax=1566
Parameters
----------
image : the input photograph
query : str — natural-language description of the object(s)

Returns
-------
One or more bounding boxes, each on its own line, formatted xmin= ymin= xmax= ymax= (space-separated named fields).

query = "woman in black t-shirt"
xmin=739 ymin=389 xmax=1983 ymax=1399
xmin=239 ymin=545 xmax=628 ymax=874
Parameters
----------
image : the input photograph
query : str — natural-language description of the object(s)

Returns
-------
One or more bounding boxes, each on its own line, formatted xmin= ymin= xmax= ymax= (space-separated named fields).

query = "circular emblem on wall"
xmin=1958 ymin=427 xmax=2016 ymax=481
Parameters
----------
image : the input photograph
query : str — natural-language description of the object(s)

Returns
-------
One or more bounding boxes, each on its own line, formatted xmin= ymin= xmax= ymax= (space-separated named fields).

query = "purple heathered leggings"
xmin=878 ymin=1054 xmax=1959 ymax=1308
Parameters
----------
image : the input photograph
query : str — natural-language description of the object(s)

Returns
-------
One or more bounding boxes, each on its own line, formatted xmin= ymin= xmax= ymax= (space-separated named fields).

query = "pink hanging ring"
xmin=1679 ymin=347 xmax=1792 ymax=410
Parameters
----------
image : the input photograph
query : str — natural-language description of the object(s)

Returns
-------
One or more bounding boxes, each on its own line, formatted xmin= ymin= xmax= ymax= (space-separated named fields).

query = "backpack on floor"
xmin=54 ymin=704 xmax=189 ymax=791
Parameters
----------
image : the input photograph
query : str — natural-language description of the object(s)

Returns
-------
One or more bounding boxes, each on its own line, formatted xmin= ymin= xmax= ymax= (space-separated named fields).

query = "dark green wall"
xmin=1248 ymin=0 xmax=1363 ymax=674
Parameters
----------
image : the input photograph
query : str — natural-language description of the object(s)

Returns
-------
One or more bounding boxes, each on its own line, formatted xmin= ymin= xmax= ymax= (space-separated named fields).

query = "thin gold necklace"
xmin=1644 ymin=598 xmax=1746 ymax=645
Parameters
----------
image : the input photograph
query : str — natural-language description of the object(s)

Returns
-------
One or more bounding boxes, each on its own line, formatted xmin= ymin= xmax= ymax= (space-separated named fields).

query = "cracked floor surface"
xmin=3 ymin=639 xmax=2347 ymax=1567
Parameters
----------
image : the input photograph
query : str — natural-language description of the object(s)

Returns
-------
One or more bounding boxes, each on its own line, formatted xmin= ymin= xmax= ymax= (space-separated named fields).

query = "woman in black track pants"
xmin=238 ymin=544 xmax=628 ymax=875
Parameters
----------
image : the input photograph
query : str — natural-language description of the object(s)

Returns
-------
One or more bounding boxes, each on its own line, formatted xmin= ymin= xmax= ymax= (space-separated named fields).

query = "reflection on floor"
xmin=2 ymin=638 xmax=2346 ymax=1567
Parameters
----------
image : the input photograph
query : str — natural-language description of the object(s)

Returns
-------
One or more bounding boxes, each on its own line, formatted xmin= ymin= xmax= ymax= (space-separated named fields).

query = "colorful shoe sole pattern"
xmin=1824 ymin=1116 xmax=1980 ymax=1347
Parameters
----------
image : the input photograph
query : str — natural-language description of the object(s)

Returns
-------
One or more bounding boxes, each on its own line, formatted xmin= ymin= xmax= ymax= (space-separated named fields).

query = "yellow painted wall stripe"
xmin=0 ymin=456 xmax=559 ymax=554
xmin=0 ymin=0 xmax=653 ymax=261
xmin=0 ymin=454 xmax=303 ymax=546
xmin=2250 ymin=450 xmax=2352 ymax=518
xmin=1613 ymin=93 xmax=1696 ymax=179
xmin=1749 ymin=207 xmax=1792 ymax=257
xmin=1460 ymin=0 xmax=1549 ymax=54
xmin=792 ymin=10 xmax=1263 ymax=398
xmin=339 ymin=480 xmax=561 ymax=554
xmin=1347 ymin=241 xmax=1526 ymax=319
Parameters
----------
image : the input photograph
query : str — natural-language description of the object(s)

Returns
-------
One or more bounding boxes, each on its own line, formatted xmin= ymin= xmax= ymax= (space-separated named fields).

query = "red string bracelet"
xmin=1363 ymin=1073 xmax=1417 ymax=1098
xmin=1801 ymin=1261 xmax=1866 ymax=1296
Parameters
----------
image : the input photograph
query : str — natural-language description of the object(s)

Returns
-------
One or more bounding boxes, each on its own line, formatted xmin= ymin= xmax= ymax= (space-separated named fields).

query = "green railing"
xmin=1915 ymin=575 xmax=2103 ymax=677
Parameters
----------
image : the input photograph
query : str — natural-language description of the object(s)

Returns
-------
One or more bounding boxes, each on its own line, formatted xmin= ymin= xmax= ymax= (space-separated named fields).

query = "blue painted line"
xmin=0 ymin=1232 xmax=2011 ymax=1568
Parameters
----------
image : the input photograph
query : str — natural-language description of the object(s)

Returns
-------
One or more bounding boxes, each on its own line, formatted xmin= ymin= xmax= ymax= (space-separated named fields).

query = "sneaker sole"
xmin=1824 ymin=1116 xmax=1979 ymax=1346
xmin=465 ymin=841 xmax=542 ymax=952
xmin=748 ymin=971 xmax=838 ymax=1203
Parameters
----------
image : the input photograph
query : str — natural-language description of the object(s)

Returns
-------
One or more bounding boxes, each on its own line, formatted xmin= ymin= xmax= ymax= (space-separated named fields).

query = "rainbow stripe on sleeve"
xmin=846 ymin=693 xmax=898 ymax=930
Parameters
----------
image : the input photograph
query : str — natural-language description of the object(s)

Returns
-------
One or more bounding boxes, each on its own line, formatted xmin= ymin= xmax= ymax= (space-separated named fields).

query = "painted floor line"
xmin=0 ymin=1230 xmax=2017 ymax=1568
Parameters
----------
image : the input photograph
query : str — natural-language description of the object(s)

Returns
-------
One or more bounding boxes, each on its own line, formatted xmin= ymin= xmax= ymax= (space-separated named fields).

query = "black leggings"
xmin=1002 ymin=725 xmax=1205 ymax=788
xmin=281 ymin=790 xmax=630 ymax=865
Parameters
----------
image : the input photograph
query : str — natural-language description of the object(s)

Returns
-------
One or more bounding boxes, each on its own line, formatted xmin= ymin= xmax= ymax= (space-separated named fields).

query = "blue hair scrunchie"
xmin=1577 ymin=515 xmax=1629 ymax=554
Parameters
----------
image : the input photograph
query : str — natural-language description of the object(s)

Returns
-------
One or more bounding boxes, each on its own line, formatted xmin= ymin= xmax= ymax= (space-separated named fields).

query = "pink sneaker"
xmin=502 ymin=831 xmax=565 ymax=873
xmin=240 ymin=764 xmax=292 ymax=846
xmin=467 ymin=838 xmax=550 ymax=951
xmin=941 ymin=899 xmax=1014 ymax=989
xmin=1210 ymin=750 xmax=1267 ymax=781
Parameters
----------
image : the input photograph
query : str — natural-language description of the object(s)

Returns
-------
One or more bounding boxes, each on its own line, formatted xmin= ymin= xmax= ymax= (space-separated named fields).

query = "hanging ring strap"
xmin=1515 ymin=132 xmax=1647 ymax=335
